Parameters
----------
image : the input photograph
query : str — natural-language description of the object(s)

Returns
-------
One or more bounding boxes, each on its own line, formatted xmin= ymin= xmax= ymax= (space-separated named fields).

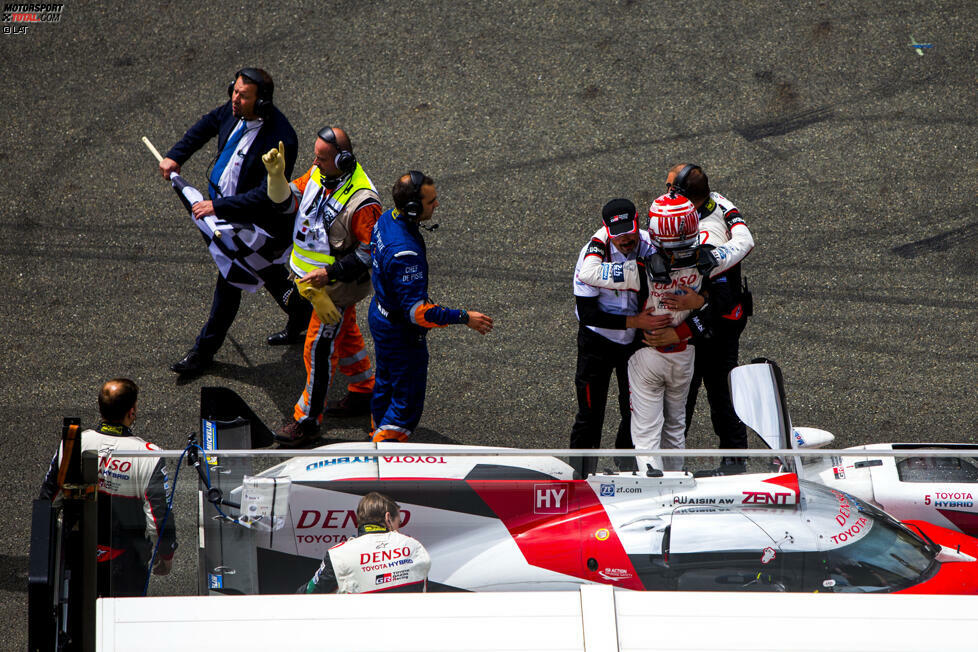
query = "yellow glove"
xmin=296 ymin=279 xmax=341 ymax=324
xmin=262 ymin=141 xmax=291 ymax=203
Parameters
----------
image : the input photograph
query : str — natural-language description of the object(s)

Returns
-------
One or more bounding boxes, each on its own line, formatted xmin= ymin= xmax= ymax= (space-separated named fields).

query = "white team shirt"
xmin=573 ymin=228 xmax=654 ymax=345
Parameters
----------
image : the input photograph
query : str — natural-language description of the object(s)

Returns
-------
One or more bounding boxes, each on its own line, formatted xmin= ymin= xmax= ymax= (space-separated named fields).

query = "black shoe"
xmin=614 ymin=456 xmax=638 ymax=473
xmin=325 ymin=392 xmax=373 ymax=418
xmin=266 ymin=328 xmax=304 ymax=346
xmin=274 ymin=420 xmax=319 ymax=446
xmin=694 ymin=458 xmax=748 ymax=478
xmin=170 ymin=349 xmax=212 ymax=376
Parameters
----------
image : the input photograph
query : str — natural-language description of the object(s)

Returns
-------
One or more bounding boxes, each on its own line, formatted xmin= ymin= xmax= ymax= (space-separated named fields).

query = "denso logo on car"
xmin=296 ymin=509 xmax=412 ymax=529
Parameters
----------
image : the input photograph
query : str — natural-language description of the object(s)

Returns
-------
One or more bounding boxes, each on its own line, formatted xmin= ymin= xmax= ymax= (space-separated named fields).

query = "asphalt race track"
xmin=1 ymin=1 xmax=975 ymax=645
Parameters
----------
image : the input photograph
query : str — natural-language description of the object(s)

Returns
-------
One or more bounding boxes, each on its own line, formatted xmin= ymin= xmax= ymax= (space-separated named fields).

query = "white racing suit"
xmin=39 ymin=423 xmax=176 ymax=596
xmin=577 ymin=225 xmax=739 ymax=472
xmin=300 ymin=524 xmax=430 ymax=594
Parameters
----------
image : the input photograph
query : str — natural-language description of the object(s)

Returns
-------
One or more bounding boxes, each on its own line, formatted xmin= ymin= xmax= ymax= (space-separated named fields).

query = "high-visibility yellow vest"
xmin=289 ymin=163 xmax=378 ymax=276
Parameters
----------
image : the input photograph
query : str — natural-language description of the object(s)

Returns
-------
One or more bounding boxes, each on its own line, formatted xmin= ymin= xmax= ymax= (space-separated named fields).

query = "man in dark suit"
xmin=159 ymin=67 xmax=308 ymax=376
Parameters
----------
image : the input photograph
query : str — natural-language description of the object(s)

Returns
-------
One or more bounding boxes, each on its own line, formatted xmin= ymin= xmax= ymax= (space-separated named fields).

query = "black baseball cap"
xmin=602 ymin=198 xmax=638 ymax=238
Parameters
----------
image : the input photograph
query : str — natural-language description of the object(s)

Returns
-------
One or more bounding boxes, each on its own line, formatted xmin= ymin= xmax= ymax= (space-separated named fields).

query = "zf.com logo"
xmin=2 ymin=3 xmax=64 ymax=27
xmin=600 ymin=483 xmax=640 ymax=497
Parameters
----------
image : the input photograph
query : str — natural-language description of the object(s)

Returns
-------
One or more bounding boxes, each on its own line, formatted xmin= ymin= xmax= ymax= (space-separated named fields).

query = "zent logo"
xmin=534 ymin=484 xmax=568 ymax=514
xmin=742 ymin=491 xmax=792 ymax=505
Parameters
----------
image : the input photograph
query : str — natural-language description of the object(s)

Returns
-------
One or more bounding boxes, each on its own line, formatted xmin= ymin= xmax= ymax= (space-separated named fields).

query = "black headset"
xmin=317 ymin=126 xmax=357 ymax=175
xmin=402 ymin=170 xmax=425 ymax=219
xmin=670 ymin=163 xmax=701 ymax=198
xmin=227 ymin=68 xmax=273 ymax=119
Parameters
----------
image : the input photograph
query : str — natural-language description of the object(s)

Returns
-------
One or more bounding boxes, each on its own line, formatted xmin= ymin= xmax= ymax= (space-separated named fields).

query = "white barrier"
xmin=97 ymin=586 xmax=978 ymax=651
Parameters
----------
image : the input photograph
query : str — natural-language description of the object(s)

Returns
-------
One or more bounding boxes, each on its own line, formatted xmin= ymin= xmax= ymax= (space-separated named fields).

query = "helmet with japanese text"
xmin=647 ymin=194 xmax=700 ymax=266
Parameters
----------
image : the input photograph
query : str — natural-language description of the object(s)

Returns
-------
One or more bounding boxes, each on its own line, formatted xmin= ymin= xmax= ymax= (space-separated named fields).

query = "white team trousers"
xmin=628 ymin=345 xmax=696 ymax=472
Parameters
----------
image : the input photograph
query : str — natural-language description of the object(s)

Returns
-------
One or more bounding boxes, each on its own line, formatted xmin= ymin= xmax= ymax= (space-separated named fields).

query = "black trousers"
xmin=194 ymin=265 xmax=311 ymax=357
xmin=98 ymin=546 xmax=150 ymax=597
xmin=684 ymin=327 xmax=748 ymax=449
xmin=569 ymin=325 xmax=635 ymax=476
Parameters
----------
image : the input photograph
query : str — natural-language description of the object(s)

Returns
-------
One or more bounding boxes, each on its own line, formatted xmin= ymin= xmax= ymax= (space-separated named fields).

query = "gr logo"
xmin=534 ymin=484 xmax=568 ymax=514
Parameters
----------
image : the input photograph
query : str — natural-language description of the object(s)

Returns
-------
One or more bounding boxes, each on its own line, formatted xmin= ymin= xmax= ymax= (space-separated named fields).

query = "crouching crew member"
xmin=299 ymin=492 xmax=430 ymax=593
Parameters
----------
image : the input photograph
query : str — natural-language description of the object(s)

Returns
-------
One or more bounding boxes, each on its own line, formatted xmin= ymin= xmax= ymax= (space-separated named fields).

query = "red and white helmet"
xmin=647 ymin=194 xmax=699 ymax=253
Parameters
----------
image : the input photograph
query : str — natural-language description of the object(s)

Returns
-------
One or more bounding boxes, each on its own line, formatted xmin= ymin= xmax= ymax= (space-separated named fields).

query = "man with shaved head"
xmin=262 ymin=126 xmax=382 ymax=445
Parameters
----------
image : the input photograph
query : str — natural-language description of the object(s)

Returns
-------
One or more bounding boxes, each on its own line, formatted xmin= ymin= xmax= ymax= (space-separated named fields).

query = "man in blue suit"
xmin=159 ymin=67 xmax=307 ymax=376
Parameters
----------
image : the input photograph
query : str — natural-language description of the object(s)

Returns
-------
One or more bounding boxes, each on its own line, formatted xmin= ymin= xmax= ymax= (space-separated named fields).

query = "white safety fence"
xmin=97 ymin=585 xmax=978 ymax=652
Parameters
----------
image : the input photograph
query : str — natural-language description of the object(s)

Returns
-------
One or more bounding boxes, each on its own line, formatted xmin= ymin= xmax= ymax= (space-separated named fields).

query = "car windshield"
xmin=818 ymin=516 xmax=937 ymax=592
xmin=896 ymin=455 xmax=978 ymax=483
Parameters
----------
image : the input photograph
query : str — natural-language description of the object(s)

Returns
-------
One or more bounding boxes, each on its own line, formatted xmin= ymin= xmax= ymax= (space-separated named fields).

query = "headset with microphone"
xmin=402 ymin=170 xmax=439 ymax=231
xmin=228 ymin=67 xmax=273 ymax=120
xmin=669 ymin=163 xmax=701 ymax=199
xmin=402 ymin=170 xmax=425 ymax=219
xmin=317 ymin=127 xmax=357 ymax=176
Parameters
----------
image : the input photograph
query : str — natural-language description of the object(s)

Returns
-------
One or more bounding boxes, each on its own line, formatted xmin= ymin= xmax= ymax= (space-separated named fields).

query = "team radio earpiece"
xmin=402 ymin=170 xmax=425 ymax=219
xmin=317 ymin=126 xmax=357 ymax=176
xmin=670 ymin=163 xmax=701 ymax=198
xmin=227 ymin=67 xmax=273 ymax=119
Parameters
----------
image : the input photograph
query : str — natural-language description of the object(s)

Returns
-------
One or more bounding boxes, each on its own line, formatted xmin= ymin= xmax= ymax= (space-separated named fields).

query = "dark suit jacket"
xmin=165 ymin=102 xmax=299 ymax=237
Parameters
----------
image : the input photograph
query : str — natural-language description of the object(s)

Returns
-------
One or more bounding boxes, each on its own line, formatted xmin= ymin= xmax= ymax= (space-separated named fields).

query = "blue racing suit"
xmin=368 ymin=209 xmax=468 ymax=441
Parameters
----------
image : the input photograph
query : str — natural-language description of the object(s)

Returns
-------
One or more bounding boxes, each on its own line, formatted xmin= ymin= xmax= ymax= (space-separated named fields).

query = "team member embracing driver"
xmin=666 ymin=164 xmax=755 ymax=475
xmin=576 ymin=194 xmax=738 ymax=473
xmin=299 ymin=492 xmax=430 ymax=593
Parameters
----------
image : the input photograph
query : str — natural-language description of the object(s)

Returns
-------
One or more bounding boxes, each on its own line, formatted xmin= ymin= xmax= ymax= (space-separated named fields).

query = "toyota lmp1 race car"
xmin=196 ymin=361 xmax=978 ymax=596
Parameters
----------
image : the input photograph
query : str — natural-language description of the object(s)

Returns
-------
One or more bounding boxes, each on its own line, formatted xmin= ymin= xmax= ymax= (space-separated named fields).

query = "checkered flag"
xmin=169 ymin=173 xmax=290 ymax=292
